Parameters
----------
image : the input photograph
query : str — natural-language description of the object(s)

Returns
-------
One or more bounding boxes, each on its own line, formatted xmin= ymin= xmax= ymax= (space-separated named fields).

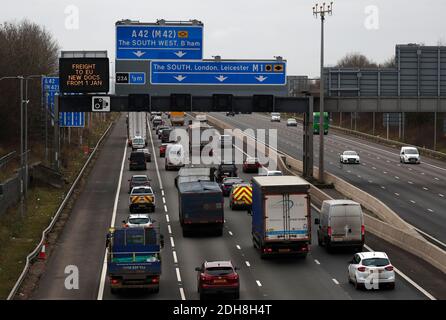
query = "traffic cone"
xmin=38 ymin=243 xmax=47 ymax=260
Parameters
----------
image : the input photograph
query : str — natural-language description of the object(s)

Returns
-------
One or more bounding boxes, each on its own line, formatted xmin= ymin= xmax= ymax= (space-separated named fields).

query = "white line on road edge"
xmin=164 ymin=205 xmax=168 ymax=212
xmin=170 ymin=237 xmax=175 ymax=248
xmin=363 ymin=244 xmax=436 ymax=300
xmin=161 ymin=190 xmax=165 ymax=196
xmin=173 ymin=251 xmax=178 ymax=264
xmin=168 ymin=225 xmax=172 ymax=234
xmin=427 ymin=209 xmax=434 ymax=213
xmin=166 ymin=214 xmax=170 ymax=223
xmin=236 ymin=245 xmax=241 ymax=250
xmin=439 ymin=194 xmax=444 ymax=197
xmin=97 ymin=140 xmax=128 ymax=300
xmin=332 ymin=279 xmax=340 ymax=285
xmin=314 ymin=259 xmax=321 ymax=265
xmin=245 ymin=261 xmax=251 ymax=267
xmin=412 ymin=227 xmax=446 ymax=249
xmin=228 ymin=231 xmax=233 ymax=236
xmin=176 ymin=268 xmax=182 ymax=282
xmin=256 ymin=280 xmax=262 ymax=287
xmin=162 ymin=197 xmax=166 ymax=204
xmin=179 ymin=287 xmax=186 ymax=300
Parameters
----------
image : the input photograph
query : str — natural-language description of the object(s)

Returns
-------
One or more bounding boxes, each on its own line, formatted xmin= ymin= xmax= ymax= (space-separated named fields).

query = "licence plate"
xmin=332 ymin=236 xmax=343 ymax=241
xmin=213 ymin=279 xmax=227 ymax=284
xmin=279 ymin=248 xmax=291 ymax=253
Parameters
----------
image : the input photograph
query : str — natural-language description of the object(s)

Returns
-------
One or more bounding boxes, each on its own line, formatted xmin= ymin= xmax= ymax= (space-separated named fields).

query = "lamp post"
xmin=313 ymin=2 xmax=333 ymax=183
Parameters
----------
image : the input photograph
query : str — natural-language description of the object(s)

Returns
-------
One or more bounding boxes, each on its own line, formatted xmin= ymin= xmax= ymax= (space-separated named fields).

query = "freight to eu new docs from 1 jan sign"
xmin=116 ymin=24 xmax=203 ymax=60
xmin=150 ymin=60 xmax=287 ymax=85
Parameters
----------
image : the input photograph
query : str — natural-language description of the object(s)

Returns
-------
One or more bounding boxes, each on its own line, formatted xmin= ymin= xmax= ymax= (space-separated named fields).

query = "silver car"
xmin=122 ymin=214 xmax=154 ymax=228
xmin=348 ymin=251 xmax=395 ymax=290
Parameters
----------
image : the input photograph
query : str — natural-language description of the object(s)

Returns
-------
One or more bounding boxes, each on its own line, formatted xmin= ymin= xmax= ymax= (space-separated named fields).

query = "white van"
xmin=165 ymin=144 xmax=185 ymax=171
xmin=400 ymin=146 xmax=420 ymax=164
xmin=271 ymin=112 xmax=281 ymax=122
xmin=315 ymin=200 xmax=365 ymax=251
xmin=258 ymin=167 xmax=283 ymax=176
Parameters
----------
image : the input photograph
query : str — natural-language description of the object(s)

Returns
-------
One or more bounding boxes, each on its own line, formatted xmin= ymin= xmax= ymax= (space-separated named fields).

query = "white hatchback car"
xmin=348 ymin=252 xmax=395 ymax=290
xmin=340 ymin=151 xmax=360 ymax=164
xmin=123 ymin=214 xmax=154 ymax=228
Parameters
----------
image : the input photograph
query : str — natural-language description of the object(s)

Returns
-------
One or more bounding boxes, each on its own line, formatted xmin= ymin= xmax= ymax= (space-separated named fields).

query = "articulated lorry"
xmin=107 ymin=227 xmax=162 ymax=294
xmin=170 ymin=111 xmax=185 ymax=126
xmin=178 ymin=180 xmax=224 ymax=237
xmin=127 ymin=112 xmax=148 ymax=149
xmin=251 ymin=175 xmax=311 ymax=258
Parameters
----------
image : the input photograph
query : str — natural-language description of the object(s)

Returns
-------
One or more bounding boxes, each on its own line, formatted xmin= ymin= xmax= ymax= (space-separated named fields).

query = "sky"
xmin=1 ymin=0 xmax=445 ymax=78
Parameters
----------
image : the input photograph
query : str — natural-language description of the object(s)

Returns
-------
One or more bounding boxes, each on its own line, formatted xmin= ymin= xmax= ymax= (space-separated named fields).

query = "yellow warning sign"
xmin=274 ymin=64 xmax=284 ymax=72
xmin=178 ymin=31 xmax=189 ymax=38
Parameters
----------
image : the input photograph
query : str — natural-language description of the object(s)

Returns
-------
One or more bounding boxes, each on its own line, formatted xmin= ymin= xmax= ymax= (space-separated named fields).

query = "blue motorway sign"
xmin=42 ymin=77 xmax=59 ymax=114
xmin=150 ymin=61 xmax=287 ymax=85
xmin=116 ymin=24 xmax=203 ymax=60
xmin=59 ymin=112 xmax=85 ymax=127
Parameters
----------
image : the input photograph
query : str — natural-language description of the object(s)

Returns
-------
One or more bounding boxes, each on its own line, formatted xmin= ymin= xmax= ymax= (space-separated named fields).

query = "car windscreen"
xmin=133 ymin=139 xmax=144 ymax=144
xmin=205 ymin=267 xmax=234 ymax=276
xmin=361 ymin=258 xmax=390 ymax=267
xmin=129 ymin=217 xmax=151 ymax=225
xmin=132 ymin=188 xmax=152 ymax=194
xmin=344 ymin=151 xmax=357 ymax=156
xmin=132 ymin=177 xmax=148 ymax=182
xmin=219 ymin=165 xmax=236 ymax=172
xmin=130 ymin=153 xmax=145 ymax=160
xmin=405 ymin=149 xmax=418 ymax=154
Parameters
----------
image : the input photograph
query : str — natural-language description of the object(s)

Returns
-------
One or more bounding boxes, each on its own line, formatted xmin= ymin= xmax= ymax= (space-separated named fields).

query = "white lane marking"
xmin=314 ymin=259 xmax=321 ymax=265
xmin=368 ymin=180 xmax=373 ymax=183
xmin=332 ymin=279 xmax=340 ymax=285
xmin=161 ymin=190 xmax=164 ymax=196
xmin=372 ymin=167 xmax=376 ymax=170
xmin=147 ymin=120 xmax=163 ymax=189
xmin=170 ymin=236 xmax=175 ymax=248
xmin=427 ymin=209 xmax=434 ymax=213
xmin=395 ymin=193 xmax=400 ymax=196
xmin=383 ymin=171 xmax=388 ymax=174
xmin=408 ymin=168 xmax=412 ymax=171
xmin=236 ymin=245 xmax=241 ymax=250
xmin=245 ymin=261 xmax=251 ymax=267
xmin=408 ymin=181 xmax=414 ymax=184
xmin=395 ymin=176 xmax=400 ymax=179
xmin=381 ymin=186 xmax=386 ymax=189
xmin=347 ymin=170 xmax=351 ymax=173
xmin=173 ymin=251 xmax=178 ymax=264
xmin=363 ymin=244 xmax=436 ymax=300
xmin=256 ymin=280 xmax=262 ymax=287
xmin=97 ymin=140 xmax=128 ymax=300
xmin=165 ymin=214 xmax=170 ymax=223
xmin=164 ymin=205 xmax=168 ymax=212
xmin=410 ymin=200 xmax=416 ymax=204
xmin=439 ymin=194 xmax=444 ymax=198
xmin=421 ymin=172 xmax=425 ymax=175
xmin=168 ymin=225 xmax=172 ymax=234
xmin=423 ymin=187 xmax=429 ymax=191
xmin=357 ymin=175 xmax=362 ymax=178
xmin=434 ymin=177 xmax=440 ymax=181
xmin=179 ymin=287 xmax=186 ymax=300
xmin=176 ymin=267 xmax=182 ymax=282
xmin=162 ymin=197 xmax=166 ymax=204
xmin=228 ymin=231 xmax=233 ymax=236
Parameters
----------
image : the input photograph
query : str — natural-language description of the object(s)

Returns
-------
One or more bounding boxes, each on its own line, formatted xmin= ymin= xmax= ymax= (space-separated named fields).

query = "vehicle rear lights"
xmin=361 ymin=225 xmax=365 ymax=236
xmin=111 ymin=278 xmax=120 ymax=285
xmin=385 ymin=265 xmax=394 ymax=271
xmin=263 ymin=248 xmax=273 ymax=253
xmin=151 ymin=277 xmax=159 ymax=283
xmin=357 ymin=266 xmax=366 ymax=272
xmin=327 ymin=226 xmax=332 ymax=237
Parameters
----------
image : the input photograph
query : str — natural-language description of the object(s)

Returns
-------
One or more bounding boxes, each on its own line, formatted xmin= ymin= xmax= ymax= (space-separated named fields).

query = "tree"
xmin=0 ymin=20 xmax=59 ymax=147
xmin=379 ymin=55 xmax=396 ymax=68
xmin=336 ymin=53 xmax=378 ymax=68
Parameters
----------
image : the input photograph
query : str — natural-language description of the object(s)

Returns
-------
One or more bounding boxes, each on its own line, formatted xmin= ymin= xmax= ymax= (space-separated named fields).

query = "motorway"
xmin=31 ymin=114 xmax=430 ymax=300
xmin=210 ymin=113 xmax=446 ymax=246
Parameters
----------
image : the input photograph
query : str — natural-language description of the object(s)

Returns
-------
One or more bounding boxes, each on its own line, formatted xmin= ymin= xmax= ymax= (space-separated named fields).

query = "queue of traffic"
xmin=106 ymin=111 xmax=397 ymax=299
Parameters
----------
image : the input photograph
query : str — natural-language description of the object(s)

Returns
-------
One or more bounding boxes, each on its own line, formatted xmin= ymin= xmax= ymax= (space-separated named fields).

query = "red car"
xmin=159 ymin=143 xmax=169 ymax=158
xmin=195 ymin=261 xmax=240 ymax=299
xmin=242 ymin=157 xmax=261 ymax=173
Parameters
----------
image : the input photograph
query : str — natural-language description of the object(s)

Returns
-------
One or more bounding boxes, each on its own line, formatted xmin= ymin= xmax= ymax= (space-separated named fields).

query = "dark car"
xmin=195 ymin=261 xmax=240 ymax=299
xmin=128 ymin=175 xmax=151 ymax=193
xmin=220 ymin=177 xmax=244 ymax=197
xmin=215 ymin=163 xmax=238 ymax=183
xmin=226 ymin=111 xmax=235 ymax=116
xmin=242 ymin=157 xmax=261 ymax=173
xmin=136 ymin=148 xmax=152 ymax=162
xmin=129 ymin=151 xmax=147 ymax=171
xmin=159 ymin=143 xmax=169 ymax=158
xmin=161 ymin=128 xmax=174 ymax=143
xmin=157 ymin=126 xmax=170 ymax=138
